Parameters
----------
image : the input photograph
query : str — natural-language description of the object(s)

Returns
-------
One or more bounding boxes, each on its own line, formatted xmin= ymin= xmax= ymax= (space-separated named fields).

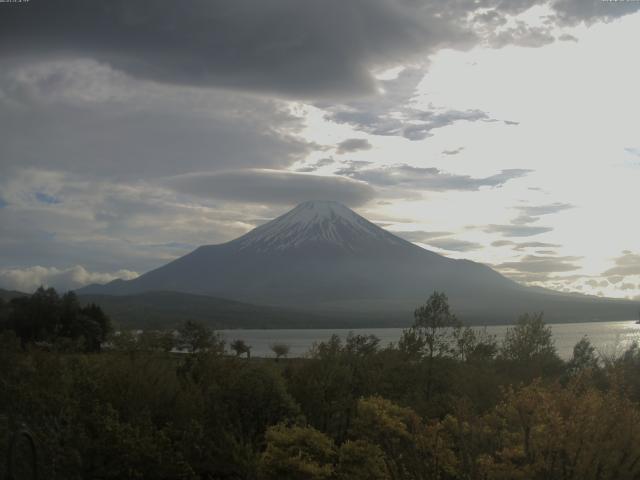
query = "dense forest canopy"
xmin=2 ymin=290 xmax=640 ymax=479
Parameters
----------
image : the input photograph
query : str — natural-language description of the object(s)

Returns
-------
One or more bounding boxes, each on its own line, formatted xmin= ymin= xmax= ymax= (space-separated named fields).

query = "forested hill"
xmin=77 ymin=291 xmax=349 ymax=329
xmin=0 ymin=288 xmax=28 ymax=301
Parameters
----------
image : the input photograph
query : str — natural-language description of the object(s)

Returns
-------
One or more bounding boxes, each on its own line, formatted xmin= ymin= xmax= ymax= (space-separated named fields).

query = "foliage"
xmin=259 ymin=424 xmax=336 ymax=480
xmin=270 ymin=342 xmax=291 ymax=361
xmin=0 ymin=287 xmax=111 ymax=352
xmin=407 ymin=291 xmax=461 ymax=360
xmin=176 ymin=319 xmax=224 ymax=354
xmin=3 ymin=292 xmax=640 ymax=479
xmin=230 ymin=338 xmax=252 ymax=358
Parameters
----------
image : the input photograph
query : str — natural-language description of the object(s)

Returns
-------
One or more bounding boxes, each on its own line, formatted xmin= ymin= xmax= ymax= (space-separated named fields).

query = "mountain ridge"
xmin=78 ymin=200 xmax=637 ymax=324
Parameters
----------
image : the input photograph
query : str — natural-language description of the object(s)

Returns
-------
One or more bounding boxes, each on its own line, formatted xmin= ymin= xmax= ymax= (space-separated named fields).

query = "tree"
xmin=270 ymin=343 xmax=291 ymax=362
xmin=9 ymin=286 xmax=60 ymax=347
xmin=402 ymin=292 xmax=461 ymax=398
xmin=453 ymin=326 xmax=498 ymax=362
xmin=335 ymin=440 xmax=389 ymax=480
xmin=568 ymin=336 xmax=599 ymax=375
xmin=230 ymin=339 xmax=252 ymax=359
xmin=177 ymin=320 xmax=223 ymax=354
xmin=350 ymin=396 xmax=457 ymax=479
xmin=258 ymin=424 xmax=335 ymax=480
xmin=137 ymin=330 xmax=175 ymax=353
xmin=410 ymin=291 xmax=461 ymax=360
xmin=500 ymin=312 xmax=557 ymax=362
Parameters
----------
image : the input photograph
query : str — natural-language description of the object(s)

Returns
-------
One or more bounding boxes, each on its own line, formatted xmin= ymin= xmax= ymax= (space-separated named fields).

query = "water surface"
xmin=220 ymin=320 xmax=640 ymax=360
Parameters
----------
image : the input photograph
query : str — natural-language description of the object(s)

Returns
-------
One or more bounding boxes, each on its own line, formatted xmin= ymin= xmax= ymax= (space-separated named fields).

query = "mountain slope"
xmin=0 ymin=288 xmax=29 ymax=301
xmin=77 ymin=291 xmax=351 ymax=329
xmin=78 ymin=201 xmax=637 ymax=324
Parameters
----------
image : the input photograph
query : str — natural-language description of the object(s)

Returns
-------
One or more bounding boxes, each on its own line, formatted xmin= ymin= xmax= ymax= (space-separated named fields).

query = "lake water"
xmin=220 ymin=320 xmax=640 ymax=360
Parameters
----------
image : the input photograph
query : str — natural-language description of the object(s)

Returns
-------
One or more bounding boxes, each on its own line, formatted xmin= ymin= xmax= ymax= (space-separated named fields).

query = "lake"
xmin=220 ymin=320 xmax=640 ymax=360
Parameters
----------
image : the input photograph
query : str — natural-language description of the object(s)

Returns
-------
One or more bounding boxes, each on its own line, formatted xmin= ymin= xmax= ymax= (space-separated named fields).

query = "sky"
xmin=0 ymin=0 xmax=639 ymax=299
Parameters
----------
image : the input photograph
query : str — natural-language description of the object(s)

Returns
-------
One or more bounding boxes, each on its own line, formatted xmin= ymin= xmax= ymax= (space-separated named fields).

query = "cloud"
xmin=625 ymin=147 xmax=640 ymax=157
xmin=335 ymin=163 xmax=531 ymax=192
xmin=295 ymin=158 xmax=335 ymax=173
xmin=442 ymin=147 xmax=465 ymax=156
xmin=491 ymin=239 xmax=562 ymax=249
xmin=0 ymin=0 xmax=637 ymax=97
xmin=35 ymin=192 xmax=61 ymax=205
xmin=0 ymin=169 xmax=263 ymax=273
xmin=484 ymin=224 xmax=554 ymax=237
xmin=510 ymin=202 xmax=574 ymax=225
xmin=604 ymin=251 xmax=640 ymax=277
xmin=0 ymin=265 xmax=139 ymax=293
xmin=328 ymin=102 xmax=494 ymax=141
xmin=392 ymin=230 xmax=452 ymax=243
xmin=168 ymin=169 xmax=376 ymax=207
xmin=321 ymin=68 xmax=499 ymax=140
xmin=390 ymin=230 xmax=481 ymax=251
xmin=517 ymin=202 xmax=574 ymax=216
xmin=497 ymin=254 xmax=583 ymax=274
xmin=336 ymin=138 xmax=372 ymax=155
xmin=491 ymin=240 xmax=515 ymax=247
xmin=0 ymin=59 xmax=312 ymax=178
xmin=425 ymin=238 xmax=484 ymax=252
xmin=513 ymin=241 xmax=563 ymax=251
xmin=3 ymin=0 xmax=634 ymax=100
xmin=484 ymin=204 xmax=572 ymax=239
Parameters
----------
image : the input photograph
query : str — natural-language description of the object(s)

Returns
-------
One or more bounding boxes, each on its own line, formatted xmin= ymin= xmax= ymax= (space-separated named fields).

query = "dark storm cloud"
xmin=0 ymin=59 xmax=311 ymax=178
xmin=168 ymin=170 xmax=375 ymax=207
xmin=0 ymin=0 xmax=472 ymax=99
xmin=2 ymin=0 xmax=634 ymax=99
xmin=336 ymin=139 xmax=372 ymax=155
xmin=335 ymin=163 xmax=531 ymax=191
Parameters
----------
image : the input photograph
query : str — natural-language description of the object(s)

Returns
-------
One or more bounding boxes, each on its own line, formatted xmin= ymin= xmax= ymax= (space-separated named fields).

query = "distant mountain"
xmin=77 ymin=291 xmax=352 ymax=330
xmin=0 ymin=288 xmax=29 ymax=301
xmin=78 ymin=200 xmax=637 ymax=325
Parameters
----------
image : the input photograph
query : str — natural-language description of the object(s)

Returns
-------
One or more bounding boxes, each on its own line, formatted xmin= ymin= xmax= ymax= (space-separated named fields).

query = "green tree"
xmin=270 ymin=342 xmax=291 ymax=361
xmin=401 ymin=292 xmax=460 ymax=399
xmin=259 ymin=424 xmax=335 ymax=480
xmin=500 ymin=312 xmax=555 ymax=362
xmin=177 ymin=320 xmax=223 ymax=354
xmin=568 ymin=336 xmax=599 ymax=375
xmin=230 ymin=339 xmax=252 ymax=359
xmin=408 ymin=291 xmax=461 ymax=359
xmin=335 ymin=440 xmax=390 ymax=480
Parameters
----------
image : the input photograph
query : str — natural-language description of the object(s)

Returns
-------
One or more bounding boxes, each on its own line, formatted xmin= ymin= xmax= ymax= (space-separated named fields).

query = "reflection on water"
xmin=220 ymin=320 xmax=640 ymax=360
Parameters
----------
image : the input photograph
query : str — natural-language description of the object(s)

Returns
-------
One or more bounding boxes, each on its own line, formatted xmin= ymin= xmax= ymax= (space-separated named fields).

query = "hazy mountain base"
xmin=78 ymin=201 xmax=638 ymax=325
xmin=3 ymin=288 xmax=636 ymax=329
xmin=81 ymin=291 xmax=638 ymax=330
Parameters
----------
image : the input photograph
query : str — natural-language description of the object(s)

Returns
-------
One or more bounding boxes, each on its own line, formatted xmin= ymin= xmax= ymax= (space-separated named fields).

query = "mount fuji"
xmin=78 ymin=201 xmax=636 ymax=324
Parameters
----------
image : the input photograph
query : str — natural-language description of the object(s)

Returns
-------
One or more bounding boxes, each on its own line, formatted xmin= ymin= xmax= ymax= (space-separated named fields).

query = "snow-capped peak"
xmin=235 ymin=200 xmax=406 ymax=252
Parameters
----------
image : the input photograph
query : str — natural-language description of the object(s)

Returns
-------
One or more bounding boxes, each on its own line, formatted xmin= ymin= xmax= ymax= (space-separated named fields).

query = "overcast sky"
xmin=0 ymin=0 xmax=639 ymax=299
